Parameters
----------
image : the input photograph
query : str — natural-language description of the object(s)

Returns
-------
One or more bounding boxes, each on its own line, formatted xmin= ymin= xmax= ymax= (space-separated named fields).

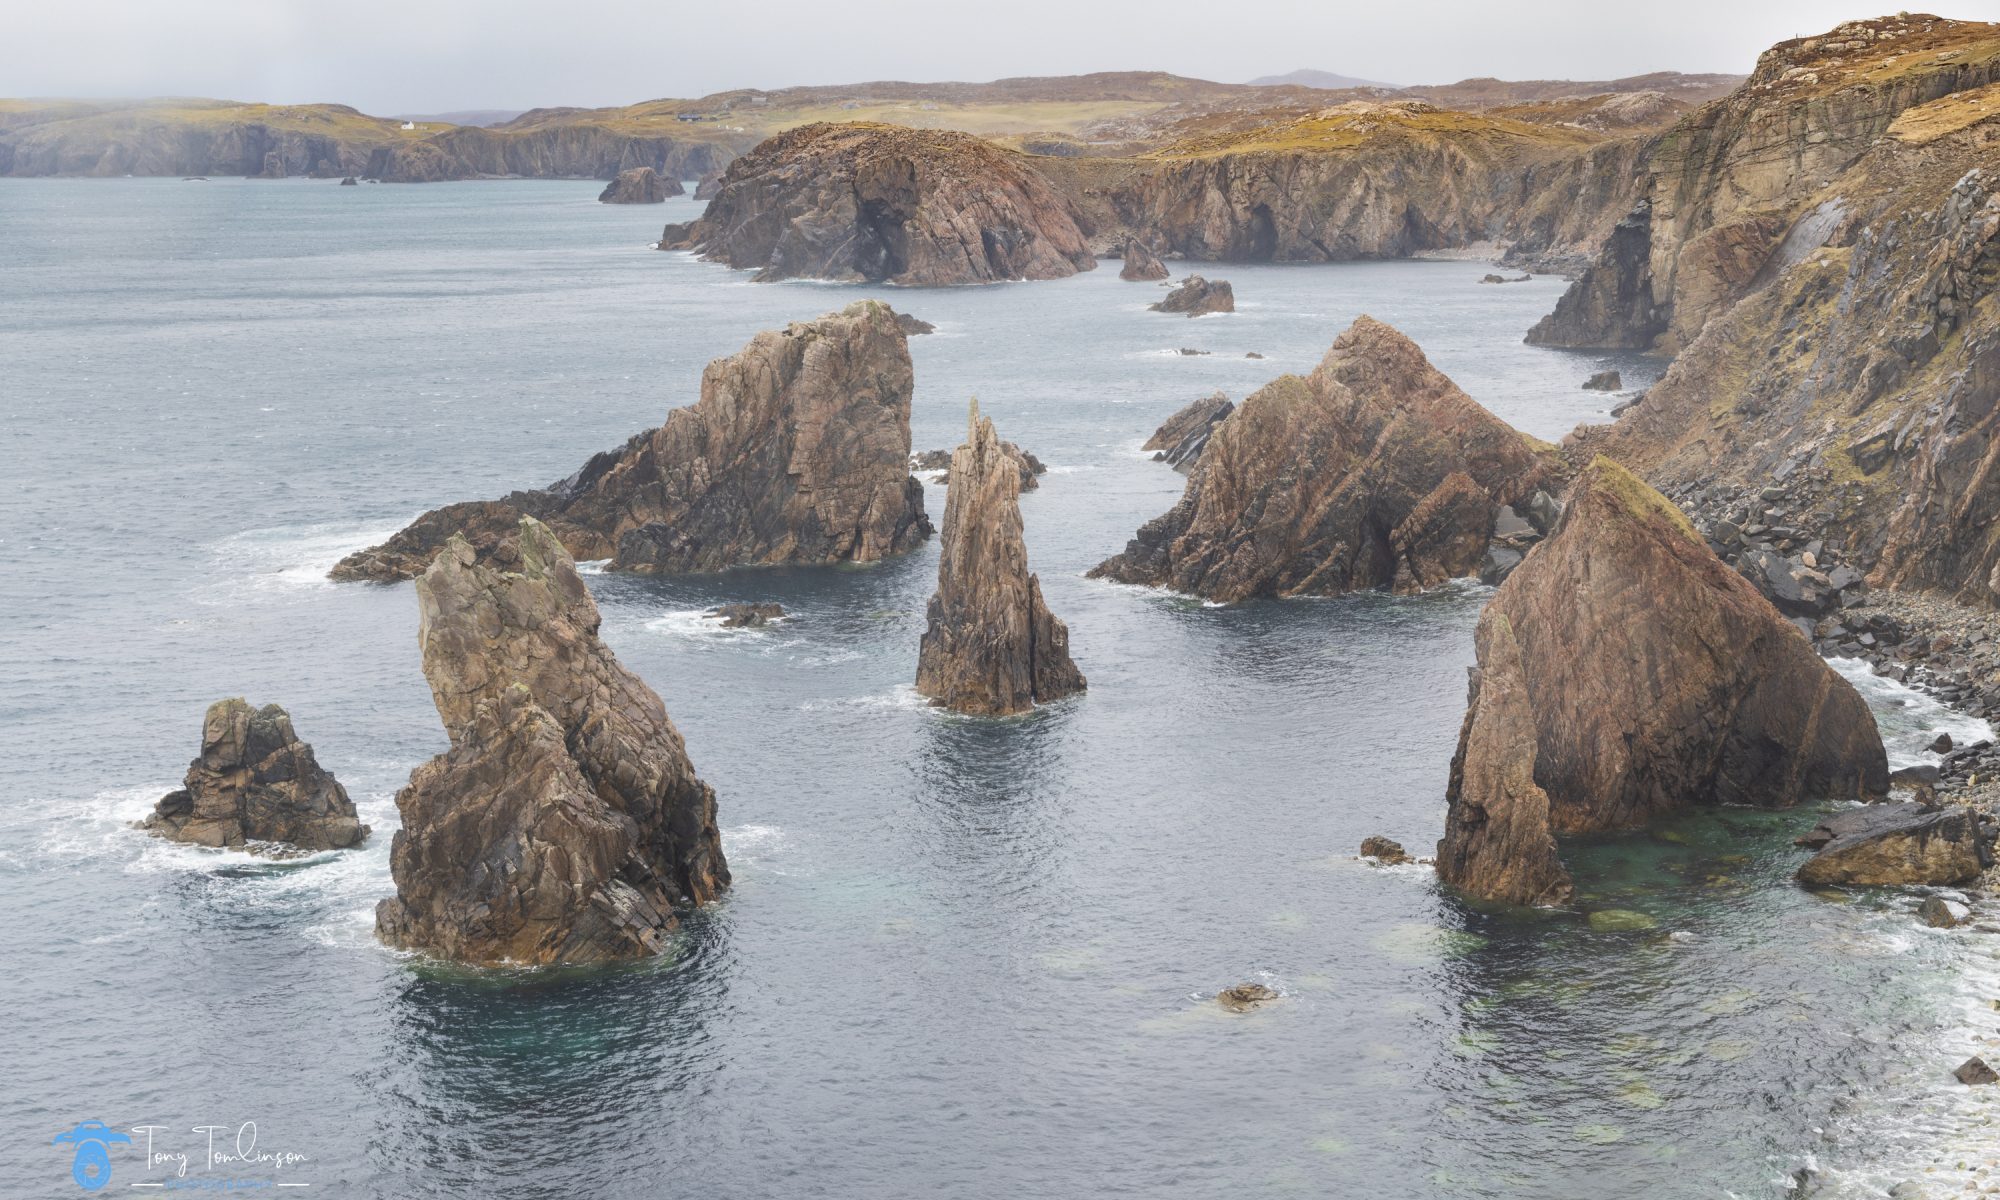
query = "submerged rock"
xmin=914 ymin=400 xmax=1085 ymax=716
xmin=1359 ymin=836 xmax=1413 ymax=865
xmin=1216 ymin=983 xmax=1280 ymax=1011
xmin=1437 ymin=458 xmax=1888 ymax=906
xmin=1092 ymin=316 xmax=1552 ymax=602
xmin=1143 ymin=392 xmax=1234 ymax=472
xmin=708 ymin=602 xmax=785 ymax=628
xmin=375 ymin=517 xmax=728 ymax=965
xmin=141 ymin=699 xmax=367 ymax=852
xmin=659 ymin=122 xmax=1094 ymax=285
xmin=1795 ymin=802 xmax=1987 ymax=886
xmin=1120 ymin=238 xmax=1168 ymax=281
xmin=1920 ymin=896 xmax=1973 ymax=928
xmin=1150 ymin=275 xmax=1234 ymax=317
xmin=339 ymin=176 xmax=357 ymax=186
xmin=331 ymin=301 xmax=931 ymax=582
xmin=1582 ymin=370 xmax=1623 ymax=391
xmin=598 ymin=167 xmax=680 ymax=203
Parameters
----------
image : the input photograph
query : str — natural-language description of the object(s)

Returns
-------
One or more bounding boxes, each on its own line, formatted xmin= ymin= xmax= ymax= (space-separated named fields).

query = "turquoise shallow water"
xmin=1 ymin=177 xmax=1993 ymax=1198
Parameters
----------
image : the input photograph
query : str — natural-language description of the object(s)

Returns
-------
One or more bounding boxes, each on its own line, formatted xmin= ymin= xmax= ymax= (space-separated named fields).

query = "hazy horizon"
xmin=2 ymin=1 xmax=1959 ymax=113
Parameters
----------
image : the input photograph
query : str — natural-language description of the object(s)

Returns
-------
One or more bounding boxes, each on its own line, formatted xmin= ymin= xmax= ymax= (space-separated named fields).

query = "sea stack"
xmin=659 ymin=122 xmax=1096 ymax=285
xmin=1092 ymin=316 xmax=1552 ymax=602
xmin=1436 ymin=458 xmax=1888 ymax=905
xmin=598 ymin=167 xmax=681 ymax=203
xmin=375 ymin=517 xmax=729 ymax=965
xmin=141 ymin=699 xmax=367 ymax=852
xmin=915 ymin=400 xmax=1085 ymax=716
xmin=1120 ymin=238 xmax=1169 ymax=281
xmin=331 ymin=301 xmax=932 ymax=581
xmin=1150 ymin=276 xmax=1234 ymax=316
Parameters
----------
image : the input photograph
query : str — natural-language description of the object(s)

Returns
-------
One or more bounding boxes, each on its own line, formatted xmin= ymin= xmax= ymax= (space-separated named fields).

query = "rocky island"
xmin=376 ymin=517 xmax=729 ymax=965
xmin=141 ymin=699 xmax=368 ymax=852
xmin=598 ymin=166 xmax=681 ymax=203
xmin=1092 ymin=317 xmax=1553 ymax=602
xmin=331 ymin=301 xmax=931 ymax=582
xmin=915 ymin=401 xmax=1085 ymax=715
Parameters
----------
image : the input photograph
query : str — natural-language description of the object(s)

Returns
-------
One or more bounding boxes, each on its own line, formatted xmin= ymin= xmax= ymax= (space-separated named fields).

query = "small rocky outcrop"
xmin=709 ymin=602 xmax=785 ymax=628
xmin=141 ymin=699 xmax=367 ymax=852
xmin=1794 ymin=802 xmax=1988 ymax=886
xmin=1437 ymin=458 xmax=1889 ymax=905
xmin=376 ymin=518 xmax=729 ymax=966
xmin=915 ymin=401 xmax=1085 ymax=716
xmin=332 ymin=302 xmax=931 ymax=582
xmin=598 ymin=167 xmax=681 ymax=203
xmin=339 ymin=176 xmax=357 ymax=186
xmin=1920 ymin=896 xmax=1972 ymax=928
xmin=1120 ymin=238 xmax=1168 ymax=281
xmin=1216 ymin=983 xmax=1279 ymax=1011
xmin=1582 ymin=370 xmax=1622 ymax=391
xmin=1479 ymin=273 xmax=1532 ymax=284
xmin=912 ymin=442 xmax=1045 ymax=492
xmin=892 ymin=310 xmax=935 ymax=336
xmin=1359 ymin=836 xmax=1413 ymax=865
xmin=1956 ymin=1057 xmax=1999 ymax=1085
xmin=1092 ymin=317 xmax=1552 ymax=602
xmin=659 ymin=122 xmax=1095 ymax=285
xmin=1144 ymin=392 xmax=1233 ymax=472
xmin=1151 ymin=275 xmax=1234 ymax=317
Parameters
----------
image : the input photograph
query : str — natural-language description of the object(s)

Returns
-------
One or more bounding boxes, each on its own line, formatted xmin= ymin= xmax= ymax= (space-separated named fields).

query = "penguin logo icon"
xmin=51 ymin=1122 xmax=131 ymax=1191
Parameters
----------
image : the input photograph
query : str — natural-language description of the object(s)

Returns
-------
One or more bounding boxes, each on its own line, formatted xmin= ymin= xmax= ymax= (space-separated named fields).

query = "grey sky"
xmin=5 ymin=1 xmax=1941 ymax=112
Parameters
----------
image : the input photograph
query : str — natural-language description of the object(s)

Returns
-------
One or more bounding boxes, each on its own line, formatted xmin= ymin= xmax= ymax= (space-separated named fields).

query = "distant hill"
xmin=391 ymin=109 xmax=524 ymax=128
xmin=1248 ymin=69 xmax=1399 ymax=90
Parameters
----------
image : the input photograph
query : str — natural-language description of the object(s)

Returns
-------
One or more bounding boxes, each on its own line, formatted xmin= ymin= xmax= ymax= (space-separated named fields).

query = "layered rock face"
xmin=915 ymin=402 xmax=1085 ymax=716
xmin=332 ymin=302 xmax=931 ymax=582
xmin=659 ymin=122 xmax=1096 ymax=285
xmin=1144 ymin=392 xmax=1234 ymax=471
xmin=376 ymin=518 xmax=729 ymax=965
xmin=142 ymin=699 xmax=368 ymax=851
xmin=1794 ymin=802 xmax=1990 ymax=885
xmin=1091 ymin=317 xmax=1552 ymax=602
xmin=1119 ymin=238 xmax=1168 ymax=281
xmin=598 ymin=167 xmax=682 ymax=203
xmin=1437 ymin=458 xmax=1888 ymax=905
xmin=1151 ymin=276 xmax=1234 ymax=316
xmin=1530 ymin=15 xmax=2000 ymax=353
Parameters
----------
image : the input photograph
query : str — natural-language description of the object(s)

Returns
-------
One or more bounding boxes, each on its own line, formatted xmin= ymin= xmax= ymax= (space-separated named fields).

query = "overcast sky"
xmin=4 ymin=1 xmax=1940 ymax=113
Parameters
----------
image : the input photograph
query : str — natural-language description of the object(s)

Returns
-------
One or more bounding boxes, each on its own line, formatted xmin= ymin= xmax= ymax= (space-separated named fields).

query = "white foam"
xmin=798 ymin=685 xmax=932 ymax=713
xmin=1829 ymin=656 xmax=1995 ymax=770
xmin=206 ymin=518 xmax=411 ymax=596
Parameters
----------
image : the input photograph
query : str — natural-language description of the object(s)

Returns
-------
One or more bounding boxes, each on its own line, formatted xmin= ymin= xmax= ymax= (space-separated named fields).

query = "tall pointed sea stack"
xmin=332 ymin=300 xmax=930 ymax=582
xmin=1437 ymin=458 xmax=1887 ymax=906
xmin=915 ymin=401 xmax=1085 ymax=716
xmin=1092 ymin=316 xmax=1552 ymax=602
xmin=376 ymin=517 xmax=729 ymax=965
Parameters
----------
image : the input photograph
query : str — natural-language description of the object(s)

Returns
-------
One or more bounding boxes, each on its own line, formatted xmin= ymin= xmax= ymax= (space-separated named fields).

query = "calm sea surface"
xmin=2 ymin=178 xmax=1995 ymax=1198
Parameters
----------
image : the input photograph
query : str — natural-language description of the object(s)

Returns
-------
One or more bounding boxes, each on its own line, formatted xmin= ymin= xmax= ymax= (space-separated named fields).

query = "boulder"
xmin=1931 ymin=732 xmax=1954 ymax=753
xmin=1143 ymin=392 xmax=1234 ymax=472
xmin=708 ymin=603 xmax=785 ymax=628
xmin=914 ymin=400 xmax=1085 ymax=716
xmin=1217 ymin=983 xmax=1280 ymax=1011
xmin=659 ymin=122 xmax=1095 ymax=285
xmin=1359 ymin=836 xmax=1413 ymax=865
xmin=375 ymin=518 xmax=729 ymax=965
xmin=597 ymin=167 xmax=680 ymax=203
xmin=332 ymin=302 xmax=931 ymax=582
xmin=1438 ymin=458 xmax=1889 ymax=905
xmin=1920 ymin=896 xmax=1972 ymax=927
xmin=1795 ymin=803 xmax=1987 ymax=886
xmin=1120 ymin=238 xmax=1169 ymax=281
xmin=1151 ymin=275 xmax=1234 ymax=317
xmin=1955 ymin=1057 xmax=1999 ymax=1085
xmin=1091 ymin=317 xmax=1553 ymax=602
xmin=140 ymin=699 xmax=367 ymax=852
xmin=1582 ymin=370 xmax=1623 ymax=391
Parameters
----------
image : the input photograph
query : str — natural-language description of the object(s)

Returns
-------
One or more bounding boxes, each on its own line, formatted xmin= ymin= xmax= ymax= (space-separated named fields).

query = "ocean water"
xmin=2 ymin=177 xmax=1993 ymax=1198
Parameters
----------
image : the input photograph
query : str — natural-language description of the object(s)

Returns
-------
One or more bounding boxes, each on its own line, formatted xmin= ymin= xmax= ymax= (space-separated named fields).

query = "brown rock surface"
xmin=331 ymin=301 xmax=931 ymax=582
xmin=375 ymin=517 xmax=728 ymax=965
xmin=1091 ymin=316 xmax=1551 ymax=602
xmin=658 ymin=122 xmax=1096 ymax=285
xmin=915 ymin=401 xmax=1085 ymax=716
xmin=141 ymin=699 xmax=368 ymax=852
xmin=598 ymin=166 xmax=682 ymax=203
xmin=1144 ymin=392 xmax=1234 ymax=471
xmin=1794 ymin=802 xmax=1987 ymax=886
xmin=1437 ymin=458 xmax=1888 ymax=905
xmin=1150 ymin=275 xmax=1234 ymax=316
xmin=1119 ymin=238 xmax=1168 ymax=281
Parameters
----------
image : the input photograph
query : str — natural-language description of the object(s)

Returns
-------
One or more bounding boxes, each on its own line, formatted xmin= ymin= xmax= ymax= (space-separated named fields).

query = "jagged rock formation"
xmin=915 ymin=401 xmax=1084 ymax=715
xmin=332 ymin=302 xmax=930 ymax=582
xmin=141 ymin=699 xmax=367 ymax=852
xmin=1151 ymin=275 xmax=1234 ymax=316
xmin=912 ymin=441 xmax=1046 ymax=491
xmin=1795 ymin=802 xmax=1988 ymax=885
xmin=1530 ymin=15 xmax=2000 ymax=353
xmin=1091 ymin=317 xmax=1553 ymax=602
xmin=708 ymin=602 xmax=785 ymax=628
xmin=891 ymin=310 xmax=935 ymax=335
xmin=1120 ymin=238 xmax=1168 ymax=281
xmin=659 ymin=123 xmax=1096 ymax=285
xmin=1436 ymin=458 xmax=1888 ymax=905
xmin=1581 ymin=370 xmax=1621 ymax=391
xmin=1144 ymin=392 xmax=1234 ymax=471
xmin=375 ymin=518 xmax=728 ymax=965
xmin=598 ymin=167 xmax=682 ymax=203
